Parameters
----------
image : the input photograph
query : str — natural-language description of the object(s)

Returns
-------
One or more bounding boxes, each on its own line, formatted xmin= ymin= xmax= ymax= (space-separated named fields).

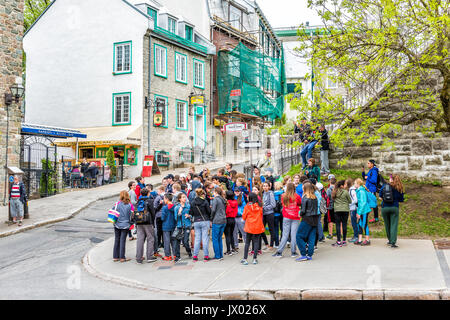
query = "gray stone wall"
xmin=329 ymin=133 xmax=450 ymax=184
xmin=0 ymin=0 xmax=24 ymax=204
xmin=143 ymin=33 xmax=212 ymax=169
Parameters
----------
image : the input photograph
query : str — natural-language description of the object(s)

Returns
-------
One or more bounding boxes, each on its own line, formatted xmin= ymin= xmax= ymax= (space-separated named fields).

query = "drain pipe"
xmin=147 ymin=32 xmax=152 ymax=156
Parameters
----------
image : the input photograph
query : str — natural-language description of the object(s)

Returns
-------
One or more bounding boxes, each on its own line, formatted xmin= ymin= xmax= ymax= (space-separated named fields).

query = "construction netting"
xmin=217 ymin=42 xmax=286 ymax=121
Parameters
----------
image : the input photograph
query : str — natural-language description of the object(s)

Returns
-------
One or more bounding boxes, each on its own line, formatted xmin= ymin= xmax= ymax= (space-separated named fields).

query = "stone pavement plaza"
xmin=83 ymin=237 xmax=450 ymax=300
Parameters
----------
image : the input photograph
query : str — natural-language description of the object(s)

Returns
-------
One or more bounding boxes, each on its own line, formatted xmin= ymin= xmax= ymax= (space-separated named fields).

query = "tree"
xmin=106 ymin=147 xmax=117 ymax=178
xmin=290 ymin=0 xmax=450 ymax=154
xmin=24 ymin=0 xmax=52 ymax=31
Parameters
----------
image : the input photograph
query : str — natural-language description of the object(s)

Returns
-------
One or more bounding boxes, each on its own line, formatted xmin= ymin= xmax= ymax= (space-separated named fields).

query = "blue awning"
xmin=21 ymin=123 xmax=87 ymax=139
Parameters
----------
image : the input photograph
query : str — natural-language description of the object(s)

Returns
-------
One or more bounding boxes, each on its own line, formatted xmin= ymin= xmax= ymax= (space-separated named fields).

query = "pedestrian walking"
xmin=379 ymin=174 xmax=404 ymax=248
xmin=210 ymin=187 xmax=227 ymax=261
xmin=296 ymin=182 xmax=320 ymax=261
xmin=241 ymin=193 xmax=265 ymax=265
xmin=331 ymin=180 xmax=352 ymax=247
xmin=112 ymin=191 xmax=133 ymax=262
xmin=9 ymin=175 xmax=27 ymax=226
xmin=190 ymin=188 xmax=212 ymax=262
xmin=134 ymin=188 xmax=157 ymax=263
xmin=272 ymin=182 xmax=301 ymax=258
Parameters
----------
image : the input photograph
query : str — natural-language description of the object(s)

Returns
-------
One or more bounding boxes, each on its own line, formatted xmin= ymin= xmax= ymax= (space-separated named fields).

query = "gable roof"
xmin=24 ymin=0 xmax=151 ymax=38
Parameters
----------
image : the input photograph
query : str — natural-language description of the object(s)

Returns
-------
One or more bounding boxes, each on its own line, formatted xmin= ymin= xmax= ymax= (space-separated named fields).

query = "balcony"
xmin=153 ymin=26 xmax=208 ymax=54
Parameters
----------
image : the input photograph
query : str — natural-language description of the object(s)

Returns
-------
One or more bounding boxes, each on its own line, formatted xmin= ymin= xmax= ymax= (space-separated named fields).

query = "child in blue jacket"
xmin=161 ymin=193 xmax=176 ymax=260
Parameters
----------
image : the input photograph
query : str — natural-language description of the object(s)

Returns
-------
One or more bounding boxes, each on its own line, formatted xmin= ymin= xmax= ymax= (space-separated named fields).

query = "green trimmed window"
xmin=168 ymin=17 xmax=177 ymax=34
xmin=154 ymin=44 xmax=167 ymax=78
xmin=113 ymin=92 xmax=131 ymax=125
xmin=175 ymin=52 xmax=187 ymax=84
xmin=176 ymin=100 xmax=188 ymax=130
xmin=193 ymin=59 xmax=205 ymax=89
xmin=154 ymin=95 xmax=168 ymax=128
xmin=147 ymin=7 xmax=157 ymax=26
xmin=185 ymin=25 xmax=193 ymax=41
xmin=114 ymin=41 xmax=132 ymax=74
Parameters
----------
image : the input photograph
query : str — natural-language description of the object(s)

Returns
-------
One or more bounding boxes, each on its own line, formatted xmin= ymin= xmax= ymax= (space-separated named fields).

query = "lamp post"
xmin=3 ymin=77 xmax=25 ymax=206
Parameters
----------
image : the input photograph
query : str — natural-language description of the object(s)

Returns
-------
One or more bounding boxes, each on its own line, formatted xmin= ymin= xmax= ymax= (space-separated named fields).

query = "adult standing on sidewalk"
xmin=362 ymin=159 xmax=380 ymax=223
xmin=210 ymin=187 xmax=227 ymax=261
xmin=134 ymin=188 xmax=157 ymax=264
xmin=190 ymin=188 xmax=212 ymax=262
xmin=319 ymin=124 xmax=330 ymax=175
xmin=112 ymin=191 xmax=133 ymax=262
xmin=379 ymin=174 xmax=404 ymax=248
xmin=9 ymin=175 xmax=27 ymax=227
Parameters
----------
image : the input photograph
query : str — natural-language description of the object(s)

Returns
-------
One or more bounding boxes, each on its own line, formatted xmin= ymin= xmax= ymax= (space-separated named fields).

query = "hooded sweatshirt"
xmin=363 ymin=166 xmax=379 ymax=193
xmin=243 ymin=202 xmax=265 ymax=234
xmin=189 ymin=196 xmax=211 ymax=223
xmin=262 ymin=190 xmax=276 ymax=215
xmin=211 ymin=195 xmax=227 ymax=224
xmin=161 ymin=203 xmax=176 ymax=231
xmin=188 ymin=180 xmax=202 ymax=204
xmin=226 ymin=199 xmax=238 ymax=218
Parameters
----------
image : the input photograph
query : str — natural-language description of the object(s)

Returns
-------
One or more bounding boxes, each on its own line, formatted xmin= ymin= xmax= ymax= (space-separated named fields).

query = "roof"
xmin=53 ymin=125 xmax=142 ymax=147
xmin=21 ymin=123 xmax=87 ymax=138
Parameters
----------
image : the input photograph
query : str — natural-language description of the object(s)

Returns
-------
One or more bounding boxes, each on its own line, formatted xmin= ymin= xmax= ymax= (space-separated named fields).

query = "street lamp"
xmin=3 ymin=77 xmax=25 ymax=206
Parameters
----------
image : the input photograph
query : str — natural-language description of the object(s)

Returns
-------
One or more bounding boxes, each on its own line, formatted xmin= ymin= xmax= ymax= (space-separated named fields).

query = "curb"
xmin=82 ymin=243 xmax=448 ymax=300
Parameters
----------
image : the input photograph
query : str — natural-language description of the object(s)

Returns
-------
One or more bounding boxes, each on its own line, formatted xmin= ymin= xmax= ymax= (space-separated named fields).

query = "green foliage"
xmin=25 ymin=0 xmax=52 ymax=31
xmin=286 ymin=0 xmax=450 ymax=152
xmin=106 ymin=147 xmax=117 ymax=177
xmin=39 ymin=158 xmax=56 ymax=196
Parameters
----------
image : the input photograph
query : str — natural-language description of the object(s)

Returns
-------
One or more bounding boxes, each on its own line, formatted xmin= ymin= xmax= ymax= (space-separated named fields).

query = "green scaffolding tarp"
xmin=217 ymin=42 xmax=286 ymax=121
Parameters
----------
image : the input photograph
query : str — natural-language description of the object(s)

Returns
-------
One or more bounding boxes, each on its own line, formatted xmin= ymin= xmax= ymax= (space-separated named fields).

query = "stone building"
xmin=0 ymin=0 xmax=25 ymax=204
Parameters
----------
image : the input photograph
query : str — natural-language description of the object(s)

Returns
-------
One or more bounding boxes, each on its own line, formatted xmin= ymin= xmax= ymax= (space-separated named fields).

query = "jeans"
xmin=224 ymin=218 xmax=236 ymax=252
xmin=233 ymin=216 xmax=246 ymax=248
xmin=273 ymin=214 xmax=283 ymax=246
xmin=163 ymin=230 xmax=175 ymax=257
xmin=136 ymin=224 xmax=155 ymax=261
xmin=320 ymin=149 xmax=330 ymax=173
xmin=296 ymin=221 xmax=317 ymax=257
xmin=301 ymin=140 xmax=318 ymax=167
xmin=277 ymin=218 xmax=300 ymax=254
xmin=211 ymin=223 xmax=226 ymax=259
xmin=156 ymin=217 xmax=163 ymax=248
xmin=315 ymin=214 xmax=324 ymax=246
xmin=350 ymin=210 xmax=359 ymax=238
xmin=113 ymin=227 xmax=128 ymax=259
xmin=243 ymin=233 xmax=261 ymax=260
xmin=182 ymin=227 xmax=192 ymax=255
xmin=193 ymin=221 xmax=210 ymax=257
xmin=9 ymin=198 xmax=24 ymax=219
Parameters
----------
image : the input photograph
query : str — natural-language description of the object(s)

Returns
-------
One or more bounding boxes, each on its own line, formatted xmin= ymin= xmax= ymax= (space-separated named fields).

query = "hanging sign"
xmin=154 ymin=111 xmax=163 ymax=127
xmin=190 ymin=95 xmax=204 ymax=105
xmin=142 ymin=155 xmax=154 ymax=177
xmin=223 ymin=122 xmax=247 ymax=133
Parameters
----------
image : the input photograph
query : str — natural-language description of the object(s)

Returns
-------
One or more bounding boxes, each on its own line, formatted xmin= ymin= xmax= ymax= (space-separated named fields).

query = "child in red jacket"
xmin=225 ymin=190 xmax=238 ymax=255
xmin=241 ymin=193 xmax=265 ymax=265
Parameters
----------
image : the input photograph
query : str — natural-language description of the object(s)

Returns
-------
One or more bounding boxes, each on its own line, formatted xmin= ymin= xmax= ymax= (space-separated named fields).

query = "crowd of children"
xmin=110 ymin=158 xmax=405 ymax=265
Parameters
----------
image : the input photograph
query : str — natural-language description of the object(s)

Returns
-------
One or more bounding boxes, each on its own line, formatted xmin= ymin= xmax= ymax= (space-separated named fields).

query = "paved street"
xmin=0 ymin=197 xmax=201 ymax=300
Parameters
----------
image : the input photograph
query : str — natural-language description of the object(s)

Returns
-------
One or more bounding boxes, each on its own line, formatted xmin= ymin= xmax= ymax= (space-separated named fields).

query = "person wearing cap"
xmin=165 ymin=174 xmax=174 ymax=194
xmin=362 ymin=159 xmax=379 ymax=223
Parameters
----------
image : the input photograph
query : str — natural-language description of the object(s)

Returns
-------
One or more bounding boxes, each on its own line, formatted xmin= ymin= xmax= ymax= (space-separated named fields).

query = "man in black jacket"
xmin=319 ymin=124 xmax=330 ymax=175
xmin=135 ymin=188 xmax=157 ymax=263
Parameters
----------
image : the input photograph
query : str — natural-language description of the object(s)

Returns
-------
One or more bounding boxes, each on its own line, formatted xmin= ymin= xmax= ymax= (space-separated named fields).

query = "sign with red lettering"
xmin=230 ymin=89 xmax=241 ymax=96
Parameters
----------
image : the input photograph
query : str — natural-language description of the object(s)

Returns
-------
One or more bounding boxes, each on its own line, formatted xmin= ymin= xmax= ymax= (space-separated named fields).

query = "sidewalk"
xmin=83 ymin=237 xmax=450 ymax=300
xmin=0 ymin=156 xmax=253 ymax=238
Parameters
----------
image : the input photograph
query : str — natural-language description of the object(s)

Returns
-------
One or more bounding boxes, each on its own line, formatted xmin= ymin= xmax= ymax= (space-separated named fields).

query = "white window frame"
xmin=154 ymin=44 xmax=167 ymax=78
xmin=168 ymin=17 xmax=177 ymax=34
xmin=176 ymin=100 xmax=188 ymax=130
xmin=114 ymin=41 xmax=132 ymax=74
xmin=113 ymin=92 xmax=131 ymax=125
xmin=193 ymin=59 xmax=205 ymax=89
xmin=175 ymin=52 xmax=187 ymax=84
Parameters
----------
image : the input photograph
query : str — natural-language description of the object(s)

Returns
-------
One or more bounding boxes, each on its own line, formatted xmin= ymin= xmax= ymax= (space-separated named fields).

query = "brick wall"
xmin=0 ymin=0 xmax=24 ymax=204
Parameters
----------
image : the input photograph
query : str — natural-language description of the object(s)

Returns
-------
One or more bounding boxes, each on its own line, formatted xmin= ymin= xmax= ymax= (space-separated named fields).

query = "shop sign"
xmin=223 ymin=122 xmax=247 ymax=133
xmin=154 ymin=111 xmax=163 ymax=126
xmin=190 ymin=95 xmax=204 ymax=105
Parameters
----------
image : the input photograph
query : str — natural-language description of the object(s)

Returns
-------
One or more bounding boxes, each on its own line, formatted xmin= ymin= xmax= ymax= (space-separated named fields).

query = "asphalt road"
xmin=0 ymin=197 xmax=199 ymax=300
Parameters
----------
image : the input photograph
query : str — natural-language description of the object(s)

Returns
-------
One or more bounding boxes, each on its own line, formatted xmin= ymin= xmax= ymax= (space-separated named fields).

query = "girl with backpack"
xmin=272 ymin=182 xmax=301 ymax=258
xmin=331 ymin=180 xmax=352 ymax=247
xmin=273 ymin=181 xmax=285 ymax=248
xmin=261 ymin=182 xmax=276 ymax=250
xmin=354 ymin=178 xmax=371 ymax=246
xmin=296 ymin=182 xmax=320 ymax=261
xmin=379 ymin=174 xmax=404 ymax=248
xmin=225 ymin=190 xmax=238 ymax=255
xmin=346 ymin=178 xmax=359 ymax=243
xmin=134 ymin=188 xmax=157 ymax=264
xmin=241 ymin=192 xmax=265 ymax=265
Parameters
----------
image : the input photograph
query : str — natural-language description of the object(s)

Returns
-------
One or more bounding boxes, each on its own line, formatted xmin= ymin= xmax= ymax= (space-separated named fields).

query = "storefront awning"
xmin=21 ymin=123 xmax=87 ymax=138
xmin=54 ymin=126 xmax=142 ymax=147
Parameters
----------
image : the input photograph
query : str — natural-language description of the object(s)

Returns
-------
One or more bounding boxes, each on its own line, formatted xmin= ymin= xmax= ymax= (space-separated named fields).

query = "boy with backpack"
xmin=133 ymin=188 xmax=157 ymax=263
xmin=161 ymin=193 xmax=176 ymax=261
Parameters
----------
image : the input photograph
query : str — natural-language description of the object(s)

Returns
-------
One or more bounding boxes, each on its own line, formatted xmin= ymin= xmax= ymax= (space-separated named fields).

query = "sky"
xmin=255 ymin=0 xmax=323 ymax=29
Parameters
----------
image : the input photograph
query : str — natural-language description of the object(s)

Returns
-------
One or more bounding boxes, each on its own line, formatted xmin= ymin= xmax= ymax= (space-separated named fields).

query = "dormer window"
xmin=147 ymin=7 xmax=158 ymax=27
xmin=185 ymin=25 xmax=193 ymax=41
xmin=168 ymin=17 xmax=177 ymax=34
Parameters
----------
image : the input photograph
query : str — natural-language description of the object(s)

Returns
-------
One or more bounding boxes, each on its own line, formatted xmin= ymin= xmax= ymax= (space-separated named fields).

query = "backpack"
xmin=320 ymin=188 xmax=329 ymax=215
xmin=275 ymin=196 xmax=283 ymax=214
xmin=382 ymin=183 xmax=394 ymax=204
xmin=133 ymin=197 xmax=150 ymax=224
xmin=376 ymin=172 xmax=385 ymax=192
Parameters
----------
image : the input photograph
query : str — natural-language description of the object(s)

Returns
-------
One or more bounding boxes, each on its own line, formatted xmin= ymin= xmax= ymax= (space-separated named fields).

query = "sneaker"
xmin=274 ymin=245 xmax=279 ymax=249
xmin=252 ymin=259 xmax=258 ymax=265
xmin=332 ymin=241 xmax=341 ymax=247
xmin=262 ymin=245 xmax=268 ymax=251
xmin=214 ymin=257 xmax=224 ymax=261
xmin=272 ymin=252 xmax=282 ymax=257
xmin=258 ymin=250 xmax=262 ymax=255
xmin=204 ymin=256 xmax=210 ymax=261
xmin=291 ymin=252 xmax=298 ymax=258
xmin=296 ymin=255 xmax=308 ymax=262
xmin=232 ymin=248 xmax=239 ymax=254
xmin=188 ymin=253 xmax=193 ymax=259
xmin=348 ymin=237 xmax=357 ymax=243
xmin=354 ymin=241 xmax=362 ymax=245
xmin=306 ymin=256 xmax=312 ymax=261
xmin=319 ymin=238 xmax=325 ymax=243
xmin=153 ymin=252 xmax=162 ymax=257
xmin=326 ymin=234 xmax=333 ymax=239
xmin=240 ymin=259 xmax=248 ymax=265
xmin=361 ymin=240 xmax=371 ymax=246
xmin=136 ymin=260 xmax=143 ymax=264
xmin=174 ymin=257 xmax=181 ymax=263
xmin=341 ymin=241 xmax=347 ymax=246
xmin=390 ymin=244 xmax=398 ymax=248
xmin=224 ymin=251 xmax=232 ymax=256
xmin=386 ymin=241 xmax=392 ymax=246
xmin=193 ymin=256 xmax=198 ymax=261
xmin=162 ymin=256 xmax=172 ymax=261
xmin=147 ymin=257 xmax=157 ymax=263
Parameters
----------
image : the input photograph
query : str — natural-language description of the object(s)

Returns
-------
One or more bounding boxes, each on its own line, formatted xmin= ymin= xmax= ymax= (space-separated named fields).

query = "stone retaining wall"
xmin=328 ymin=133 xmax=450 ymax=185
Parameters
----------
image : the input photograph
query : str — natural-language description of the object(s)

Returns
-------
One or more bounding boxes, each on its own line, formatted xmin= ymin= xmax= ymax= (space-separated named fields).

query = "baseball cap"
xmin=327 ymin=174 xmax=335 ymax=180
xmin=164 ymin=174 xmax=174 ymax=180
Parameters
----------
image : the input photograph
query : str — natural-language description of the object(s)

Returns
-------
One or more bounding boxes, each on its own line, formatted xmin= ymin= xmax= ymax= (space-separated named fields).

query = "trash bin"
xmin=7 ymin=167 xmax=28 ymax=222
